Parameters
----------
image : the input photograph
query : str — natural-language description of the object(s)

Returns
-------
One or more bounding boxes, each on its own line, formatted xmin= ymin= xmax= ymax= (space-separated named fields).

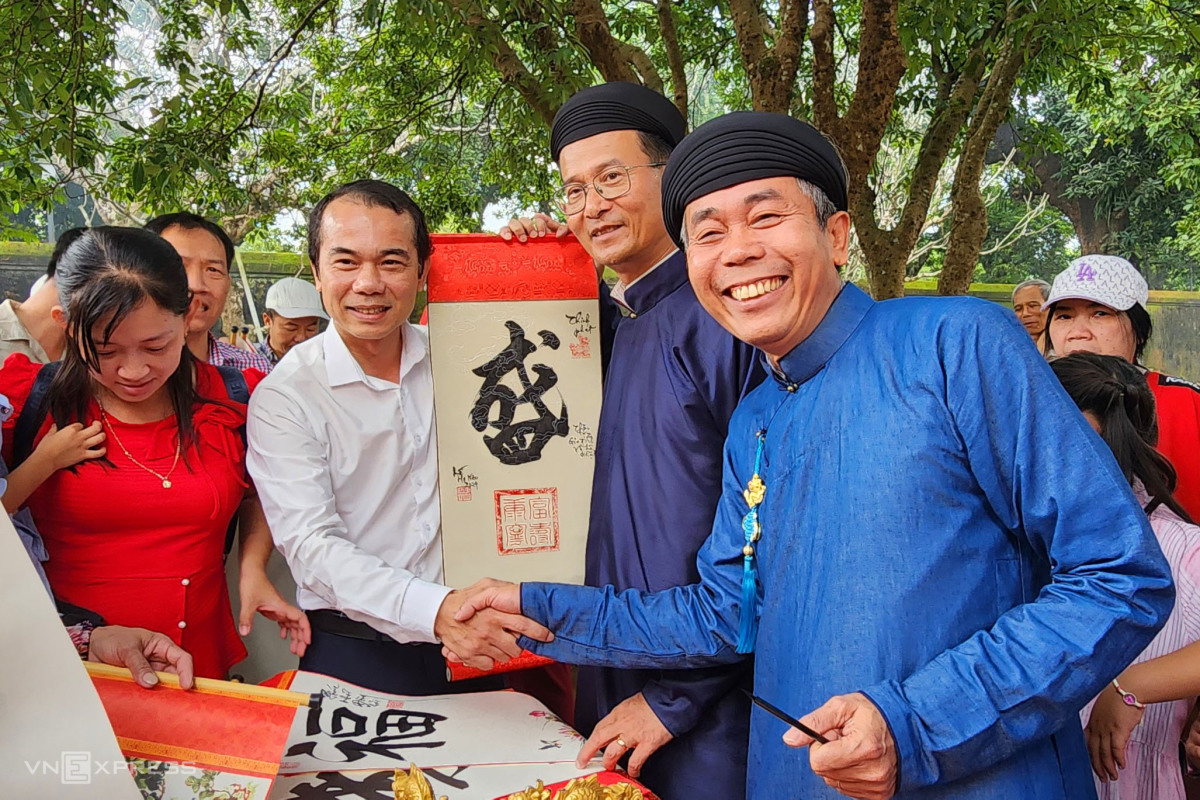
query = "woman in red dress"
xmin=0 ymin=226 xmax=309 ymax=679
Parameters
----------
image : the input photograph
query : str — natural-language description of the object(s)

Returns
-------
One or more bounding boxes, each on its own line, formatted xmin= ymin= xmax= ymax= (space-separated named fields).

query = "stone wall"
xmin=906 ymin=280 xmax=1200 ymax=380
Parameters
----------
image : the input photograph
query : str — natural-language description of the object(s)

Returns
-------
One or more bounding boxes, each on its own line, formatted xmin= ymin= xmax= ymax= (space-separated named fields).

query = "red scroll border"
xmin=427 ymin=233 xmax=598 ymax=303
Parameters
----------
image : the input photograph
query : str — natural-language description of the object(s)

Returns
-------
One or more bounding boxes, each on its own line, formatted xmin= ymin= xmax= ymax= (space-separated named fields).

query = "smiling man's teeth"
xmin=730 ymin=277 xmax=784 ymax=301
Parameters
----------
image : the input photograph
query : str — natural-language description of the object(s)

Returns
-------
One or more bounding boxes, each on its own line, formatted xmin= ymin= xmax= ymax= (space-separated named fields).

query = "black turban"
xmin=661 ymin=111 xmax=848 ymax=248
xmin=550 ymin=82 xmax=686 ymax=163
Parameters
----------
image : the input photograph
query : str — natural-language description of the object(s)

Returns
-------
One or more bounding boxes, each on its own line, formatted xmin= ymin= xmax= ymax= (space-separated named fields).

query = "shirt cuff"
xmin=641 ymin=681 xmax=697 ymax=738
xmin=861 ymin=680 xmax=917 ymax=792
xmin=520 ymin=582 xmax=551 ymax=623
xmin=405 ymin=578 xmax=454 ymax=642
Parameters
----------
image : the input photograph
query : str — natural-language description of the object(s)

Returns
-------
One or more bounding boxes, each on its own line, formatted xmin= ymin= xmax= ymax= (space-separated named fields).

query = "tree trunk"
xmin=656 ymin=0 xmax=688 ymax=118
xmin=572 ymin=0 xmax=662 ymax=91
xmin=858 ymin=211 xmax=913 ymax=298
xmin=940 ymin=32 xmax=1029 ymax=295
xmin=995 ymin=122 xmax=1125 ymax=256
xmin=1075 ymin=198 xmax=1122 ymax=253
xmin=729 ymin=0 xmax=806 ymax=112
xmin=812 ymin=0 xmax=908 ymax=298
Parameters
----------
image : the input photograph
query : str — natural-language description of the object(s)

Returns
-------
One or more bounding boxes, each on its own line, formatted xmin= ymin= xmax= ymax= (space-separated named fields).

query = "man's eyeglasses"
xmin=555 ymin=163 xmax=667 ymax=215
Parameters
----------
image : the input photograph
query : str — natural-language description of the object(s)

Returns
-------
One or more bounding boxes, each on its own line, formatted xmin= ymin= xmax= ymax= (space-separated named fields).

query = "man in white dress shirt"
xmin=246 ymin=180 xmax=550 ymax=693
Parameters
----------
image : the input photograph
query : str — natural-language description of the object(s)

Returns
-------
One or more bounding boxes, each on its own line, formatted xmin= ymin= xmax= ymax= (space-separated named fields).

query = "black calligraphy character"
xmin=424 ymin=766 xmax=472 ymax=791
xmin=285 ymin=704 xmax=447 ymax=764
xmin=283 ymin=770 xmax=397 ymax=800
xmin=283 ymin=766 xmax=473 ymax=800
xmin=470 ymin=321 xmax=569 ymax=465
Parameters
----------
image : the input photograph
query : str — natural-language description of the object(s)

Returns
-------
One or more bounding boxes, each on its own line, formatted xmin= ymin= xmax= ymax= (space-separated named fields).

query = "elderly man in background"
xmin=1011 ymin=278 xmax=1051 ymax=350
xmin=255 ymin=277 xmax=327 ymax=366
xmin=449 ymin=112 xmax=1175 ymax=800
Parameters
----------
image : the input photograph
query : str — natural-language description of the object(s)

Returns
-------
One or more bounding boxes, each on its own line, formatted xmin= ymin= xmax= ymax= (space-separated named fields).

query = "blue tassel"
xmin=736 ymin=515 xmax=759 ymax=654
xmin=735 ymin=432 xmax=766 ymax=654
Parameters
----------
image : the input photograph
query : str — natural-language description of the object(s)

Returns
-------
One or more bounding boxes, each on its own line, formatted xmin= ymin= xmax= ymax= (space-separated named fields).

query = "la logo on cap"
xmin=1074 ymin=260 xmax=1098 ymax=282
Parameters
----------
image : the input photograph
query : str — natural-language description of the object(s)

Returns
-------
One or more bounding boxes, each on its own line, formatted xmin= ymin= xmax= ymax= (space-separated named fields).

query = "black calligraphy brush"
xmin=741 ymin=688 xmax=829 ymax=744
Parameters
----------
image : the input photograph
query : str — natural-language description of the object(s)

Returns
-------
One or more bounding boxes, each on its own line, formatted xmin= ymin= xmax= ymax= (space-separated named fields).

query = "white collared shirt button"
xmin=177 ymin=620 xmax=187 ymax=629
xmin=181 ymin=578 xmax=190 ymax=586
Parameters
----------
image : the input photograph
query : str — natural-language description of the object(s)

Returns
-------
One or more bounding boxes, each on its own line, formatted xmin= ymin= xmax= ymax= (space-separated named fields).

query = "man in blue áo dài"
xmin=449 ymin=111 xmax=1175 ymax=799
xmin=500 ymin=83 xmax=763 ymax=799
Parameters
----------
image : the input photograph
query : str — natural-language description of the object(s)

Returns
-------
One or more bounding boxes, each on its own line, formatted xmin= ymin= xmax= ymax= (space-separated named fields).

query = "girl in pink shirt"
xmin=1053 ymin=352 xmax=1200 ymax=800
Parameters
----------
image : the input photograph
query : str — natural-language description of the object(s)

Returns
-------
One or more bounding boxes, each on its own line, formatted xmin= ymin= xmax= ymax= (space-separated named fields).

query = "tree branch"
xmin=728 ymin=0 xmax=769 ymax=96
xmin=572 ymin=0 xmax=652 ymax=85
xmin=620 ymin=41 xmax=665 ymax=91
xmin=218 ymin=0 xmax=337 ymax=139
xmin=839 ymin=0 xmax=907 ymax=176
xmin=656 ymin=0 xmax=688 ymax=118
xmin=940 ymin=21 xmax=1034 ymax=294
xmin=774 ymin=0 xmax=808 ymax=91
xmin=445 ymin=0 xmax=559 ymax=125
xmin=809 ymin=0 xmax=838 ymax=127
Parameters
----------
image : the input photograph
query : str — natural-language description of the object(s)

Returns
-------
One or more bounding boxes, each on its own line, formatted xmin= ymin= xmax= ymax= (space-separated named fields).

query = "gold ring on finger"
xmin=616 ymin=737 xmax=627 ymax=749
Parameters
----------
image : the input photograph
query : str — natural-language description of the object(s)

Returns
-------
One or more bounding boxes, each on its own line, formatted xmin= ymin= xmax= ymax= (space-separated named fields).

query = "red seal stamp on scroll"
xmin=495 ymin=488 xmax=560 ymax=555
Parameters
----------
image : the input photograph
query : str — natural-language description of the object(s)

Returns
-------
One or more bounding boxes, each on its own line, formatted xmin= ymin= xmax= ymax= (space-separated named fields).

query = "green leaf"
xmin=14 ymin=81 xmax=34 ymax=111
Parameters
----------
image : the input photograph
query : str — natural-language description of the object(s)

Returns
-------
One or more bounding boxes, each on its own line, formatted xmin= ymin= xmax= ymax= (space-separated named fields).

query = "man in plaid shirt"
xmin=145 ymin=212 xmax=273 ymax=374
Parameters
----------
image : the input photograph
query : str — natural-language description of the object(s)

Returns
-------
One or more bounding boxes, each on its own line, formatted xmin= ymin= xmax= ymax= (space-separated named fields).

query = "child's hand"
xmin=36 ymin=422 xmax=106 ymax=469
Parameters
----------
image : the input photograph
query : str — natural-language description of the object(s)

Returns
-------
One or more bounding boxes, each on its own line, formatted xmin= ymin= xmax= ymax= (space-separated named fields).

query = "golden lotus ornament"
xmin=395 ymin=765 xmax=645 ymax=800
xmin=392 ymin=765 xmax=447 ymax=800
xmin=505 ymin=775 xmax=646 ymax=800
xmin=555 ymin=776 xmax=608 ymax=800
xmin=505 ymin=780 xmax=552 ymax=800
xmin=601 ymin=785 xmax=645 ymax=800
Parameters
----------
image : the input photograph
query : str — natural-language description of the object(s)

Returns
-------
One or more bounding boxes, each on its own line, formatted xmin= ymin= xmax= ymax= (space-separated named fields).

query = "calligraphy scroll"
xmin=271 ymin=671 xmax=585 ymax=776
xmin=266 ymin=671 xmax=599 ymax=799
xmin=427 ymin=234 xmax=601 ymax=587
xmin=269 ymin=763 xmax=600 ymax=800
xmin=90 ymin=668 xmax=299 ymax=799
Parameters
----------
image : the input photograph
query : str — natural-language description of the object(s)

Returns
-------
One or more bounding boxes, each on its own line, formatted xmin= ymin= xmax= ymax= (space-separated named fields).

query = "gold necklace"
xmin=96 ymin=401 xmax=181 ymax=489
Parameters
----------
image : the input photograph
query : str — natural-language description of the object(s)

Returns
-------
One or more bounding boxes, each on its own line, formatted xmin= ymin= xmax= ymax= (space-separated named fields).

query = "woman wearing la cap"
xmin=1044 ymin=254 xmax=1200 ymax=520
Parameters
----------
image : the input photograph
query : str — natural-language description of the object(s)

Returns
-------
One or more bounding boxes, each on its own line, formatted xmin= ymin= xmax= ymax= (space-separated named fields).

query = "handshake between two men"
xmin=435 ymin=579 xmax=901 ymax=800
xmin=434 ymin=578 xmax=549 ymax=671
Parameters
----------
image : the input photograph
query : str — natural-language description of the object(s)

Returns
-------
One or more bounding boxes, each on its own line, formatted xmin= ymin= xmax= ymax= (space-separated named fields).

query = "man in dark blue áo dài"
xmin=500 ymin=83 xmax=763 ymax=799
xmin=452 ymin=111 xmax=1175 ymax=800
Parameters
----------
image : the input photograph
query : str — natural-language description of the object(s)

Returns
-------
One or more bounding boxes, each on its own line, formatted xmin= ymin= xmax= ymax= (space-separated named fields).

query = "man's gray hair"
xmin=1012 ymin=278 xmax=1051 ymax=304
xmin=679 ymin=178 xmax=838 ymax=249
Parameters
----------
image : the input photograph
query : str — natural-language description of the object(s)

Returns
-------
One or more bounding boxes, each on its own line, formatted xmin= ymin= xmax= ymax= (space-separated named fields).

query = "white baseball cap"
xmin=265 ymin=277 xmax=328 ymax=320
xmin=1043 ymin=255 xmax=1148 ymax=312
